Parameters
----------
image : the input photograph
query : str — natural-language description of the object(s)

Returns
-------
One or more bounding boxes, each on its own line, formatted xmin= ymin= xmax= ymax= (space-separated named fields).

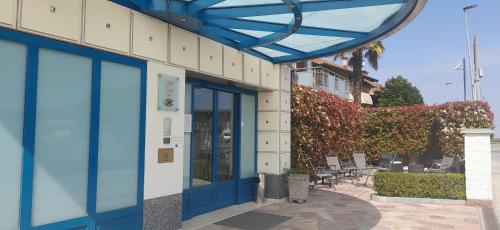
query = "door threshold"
xmin=182 ymin=199 xmax=284 ymax=230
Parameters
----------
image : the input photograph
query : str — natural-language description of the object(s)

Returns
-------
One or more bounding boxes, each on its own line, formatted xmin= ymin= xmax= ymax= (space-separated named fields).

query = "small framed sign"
xmin=158 ymin=74 xmax=179 ymax=111
xmin=158 ymin=148 xmax=174 ymax=163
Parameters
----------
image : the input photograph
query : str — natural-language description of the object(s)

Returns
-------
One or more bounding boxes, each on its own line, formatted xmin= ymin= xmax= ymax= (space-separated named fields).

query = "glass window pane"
xmin=32 ymin=49 xmax=92 ymax=226
xmin=217 ymin=92 xmax=234 ymax=182
xmin=192 ymin=88 xmax=214 ymax=187
xmin=240 ymin=95 xmax=256 ymax=179
xmin=0 ymin=40 xmax=26 ymax=230
xmin=183 ymin=84 xmax=192 ymax=189
xmin=96 ymin=61 xmax=141 ymax=213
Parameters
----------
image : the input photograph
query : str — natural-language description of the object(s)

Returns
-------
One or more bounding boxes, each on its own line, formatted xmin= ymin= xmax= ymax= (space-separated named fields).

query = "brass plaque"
xmin=158 ymin=148 xmax=174 ymax=163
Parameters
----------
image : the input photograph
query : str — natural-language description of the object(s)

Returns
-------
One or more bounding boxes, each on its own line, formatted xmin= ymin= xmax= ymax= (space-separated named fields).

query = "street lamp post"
xmin=463 ymin=4 xmax=477 ymax=100
xmin=454 ymin=58 xmax=467 ymax=101
xmin=445 ymin=82 xmax=453 ymax=102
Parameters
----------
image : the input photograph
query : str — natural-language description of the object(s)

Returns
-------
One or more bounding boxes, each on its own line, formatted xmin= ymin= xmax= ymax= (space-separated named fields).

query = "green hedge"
xmin=373 ymin=172 xmax=465 ymax=200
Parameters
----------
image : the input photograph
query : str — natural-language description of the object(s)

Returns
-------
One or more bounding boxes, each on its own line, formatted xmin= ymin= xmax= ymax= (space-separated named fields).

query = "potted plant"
xmin=284 ymin=167 xmax=310 ymax=203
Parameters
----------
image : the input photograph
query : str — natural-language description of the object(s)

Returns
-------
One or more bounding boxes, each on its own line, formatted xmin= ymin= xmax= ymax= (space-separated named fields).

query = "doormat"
xmin=215 ymin=211 xmax=292 ymax=230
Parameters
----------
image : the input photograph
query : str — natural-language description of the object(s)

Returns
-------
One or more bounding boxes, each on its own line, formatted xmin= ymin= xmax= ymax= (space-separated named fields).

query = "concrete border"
xmin=371 ymin=194 xmax=466 ymax=205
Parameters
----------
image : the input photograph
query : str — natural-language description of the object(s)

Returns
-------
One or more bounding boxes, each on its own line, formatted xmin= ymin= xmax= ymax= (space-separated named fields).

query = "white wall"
xmin=463 ymin=128 xmax=494 ymax=201
xmin=144 ymin=62 xmax=186 ymax=200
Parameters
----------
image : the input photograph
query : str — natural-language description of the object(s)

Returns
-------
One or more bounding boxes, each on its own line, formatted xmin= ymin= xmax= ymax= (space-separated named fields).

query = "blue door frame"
xmin=182 ymin=78 xmax=258 ymax=220
xmin=0 ymin=27 xmax=147 ymax=230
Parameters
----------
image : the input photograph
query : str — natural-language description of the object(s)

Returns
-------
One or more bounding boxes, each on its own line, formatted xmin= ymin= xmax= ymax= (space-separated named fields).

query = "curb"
xmin=371 ymin=194 xmax=466 ymax=205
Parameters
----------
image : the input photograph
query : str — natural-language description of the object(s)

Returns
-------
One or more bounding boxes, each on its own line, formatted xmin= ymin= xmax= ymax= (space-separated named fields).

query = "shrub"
xmin=435 ymin=101 xmax=494 ymax=157
xmin=373 ymin=172 xmax=465 ymax=200
xmin=363 ymin=102 xmax=494 ymax=163
xmin=291 ymin=82 xmax=365 ymax=169
xmin=363 ymin=105 xmax=434 ymax=163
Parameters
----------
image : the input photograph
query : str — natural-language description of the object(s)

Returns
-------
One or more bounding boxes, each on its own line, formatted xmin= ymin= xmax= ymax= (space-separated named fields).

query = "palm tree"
xmin=335 ymin=41 xmax=385 ymax=104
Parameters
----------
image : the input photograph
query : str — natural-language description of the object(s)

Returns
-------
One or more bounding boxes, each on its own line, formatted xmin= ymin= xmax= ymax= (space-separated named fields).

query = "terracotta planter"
xmin=288 ymin=174 xmax=310 ymax=203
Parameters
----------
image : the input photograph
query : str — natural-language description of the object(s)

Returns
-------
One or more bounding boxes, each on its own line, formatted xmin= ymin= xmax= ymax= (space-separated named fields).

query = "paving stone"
xmin=202 ymin=176 xmax=481 ymax=230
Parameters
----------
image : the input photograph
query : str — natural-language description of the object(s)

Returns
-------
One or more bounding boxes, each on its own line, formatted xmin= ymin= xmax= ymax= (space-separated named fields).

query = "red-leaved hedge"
xmin=290 ymin=82 xmax=365 ymax=168
xmin=362 ymin=105 xmax=434 ymax=163
xmin=291 ymin=82 xmax=494 ymax=168
xmin=435 ymin=101 xmax=494 ymax=157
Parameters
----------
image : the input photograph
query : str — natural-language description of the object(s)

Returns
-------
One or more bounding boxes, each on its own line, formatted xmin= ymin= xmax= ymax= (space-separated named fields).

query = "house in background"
xmin=293 ymin=59 xmax=382 ymax=107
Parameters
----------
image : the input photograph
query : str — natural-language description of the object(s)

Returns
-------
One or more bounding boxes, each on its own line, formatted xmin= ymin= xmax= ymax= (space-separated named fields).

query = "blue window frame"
xmin=0 ymin=27 xmax=147 ymax=230
xmin=182 ymin=78 xmax=258 ymax=220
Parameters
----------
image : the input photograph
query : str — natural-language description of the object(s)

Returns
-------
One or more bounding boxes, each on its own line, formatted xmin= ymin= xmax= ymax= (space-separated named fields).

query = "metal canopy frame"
xmin=113 ymin=0 xmax=425 ymax=63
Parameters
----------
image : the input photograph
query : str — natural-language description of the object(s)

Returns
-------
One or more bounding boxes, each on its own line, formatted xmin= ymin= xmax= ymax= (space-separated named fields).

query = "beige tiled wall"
xmin=257 ymin=64 xmax=291 ymax=175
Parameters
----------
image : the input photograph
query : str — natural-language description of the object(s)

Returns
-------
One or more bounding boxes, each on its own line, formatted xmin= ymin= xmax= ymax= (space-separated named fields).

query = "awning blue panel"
xmin=111 ymin=0 xmax=425 ymax=63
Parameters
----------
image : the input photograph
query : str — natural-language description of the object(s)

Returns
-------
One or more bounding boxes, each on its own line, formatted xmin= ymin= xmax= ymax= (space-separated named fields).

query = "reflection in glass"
xmin=192 ymin=88 xmax=214 ymax=187
xmin=240 ymin=95 xmax=256 ymax=179
xmin=32 ymin=49 xmax=92 ymax=226
xmin=96 ymin=61 xmax=141 ymax=213
xmin=0 ymin=40 xmax=26 ymax=230
xmin=217 ymin=92 xmax=234 ymax=182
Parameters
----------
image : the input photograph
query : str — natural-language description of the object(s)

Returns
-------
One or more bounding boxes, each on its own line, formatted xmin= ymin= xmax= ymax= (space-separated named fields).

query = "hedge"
xmin=363 ymin=101 xmax=494 ymax=163
xmin=290 ymin=82 xmax=494 ymax=169
xmin=435 ymin=101 xmax=494 ymax=157
xmin=373 ymin=172 xmax=465 ymax=200
xmin=363 ymin=105 xmax=433 ymax=163
xmin=291 ymin=82 xmax=365 ymax=168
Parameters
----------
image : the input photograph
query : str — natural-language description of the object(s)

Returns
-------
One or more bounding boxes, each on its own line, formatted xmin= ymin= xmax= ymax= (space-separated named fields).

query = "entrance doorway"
xmin=182 ymin=79 xmax=257 ymax=220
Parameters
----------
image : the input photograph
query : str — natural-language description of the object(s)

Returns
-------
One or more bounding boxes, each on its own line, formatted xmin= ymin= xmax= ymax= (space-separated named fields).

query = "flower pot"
xmin=288 ymin=174 xmax=310 ymax=203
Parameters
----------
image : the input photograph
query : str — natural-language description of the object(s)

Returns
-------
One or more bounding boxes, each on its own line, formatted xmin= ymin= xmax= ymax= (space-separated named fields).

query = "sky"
xmin=365 ymin=0 xmax=500 ymax=137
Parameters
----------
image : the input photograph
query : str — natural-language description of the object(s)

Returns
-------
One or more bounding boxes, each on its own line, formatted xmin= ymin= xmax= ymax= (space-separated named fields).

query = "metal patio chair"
xmin=326 ymin=156 xmax=348 ymax=184
xmin=429 ymin=155 xmax=456 ymax=173
xmin=312 ymin=166 xmax=334 ymax=188
xmin=377 ymin=153 xmax=395 ymax=171
xmin=352 ymin=152 xmax=375 ymax=187
xmin=377 ymin=153 xmax=404 ymax=172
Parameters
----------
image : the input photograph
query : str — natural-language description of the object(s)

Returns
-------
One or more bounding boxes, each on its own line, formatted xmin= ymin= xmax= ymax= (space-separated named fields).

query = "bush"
xmin=363 ymin=102 xmax=494 ymax=163
xmin=291 ymin=82 xmax=365 ymax=169
xmin=435 ymin=101 xmax=494 ymax=157
xmin=363 ymin=105 xmax=434 ymax=163
xmin=373 ymin=172 xmax=465 ymax=200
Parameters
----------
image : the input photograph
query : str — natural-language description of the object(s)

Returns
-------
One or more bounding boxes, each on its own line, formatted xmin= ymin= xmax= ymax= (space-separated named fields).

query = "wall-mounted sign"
xmin=158 ymin=148 xmax=174 ymax=163
xmin=158 ymin=74 xmax=179 ymax=111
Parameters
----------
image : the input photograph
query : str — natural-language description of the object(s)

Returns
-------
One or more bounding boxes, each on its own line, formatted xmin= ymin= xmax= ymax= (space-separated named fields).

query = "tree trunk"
xmin=351 ymin=49 xmax=363 ymax=104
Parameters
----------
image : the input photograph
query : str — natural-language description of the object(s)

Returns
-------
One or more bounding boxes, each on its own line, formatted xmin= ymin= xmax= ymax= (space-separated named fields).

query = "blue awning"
xmin=112 ymin=0 xmax=426 ymax=63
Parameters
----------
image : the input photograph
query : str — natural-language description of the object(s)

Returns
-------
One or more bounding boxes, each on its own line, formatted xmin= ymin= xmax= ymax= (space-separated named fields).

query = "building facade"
xmin=0 ymin=0 xmax=424 ymax=229
xmin=294 ymin=59 xmax=381 ymax=106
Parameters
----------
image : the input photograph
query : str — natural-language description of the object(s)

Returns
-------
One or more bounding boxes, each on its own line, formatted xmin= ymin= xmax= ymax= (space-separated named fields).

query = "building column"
xmin=463 ymin=128 xmax=494 ymax=206
xmin=257 ymin=64 xmax=292 ymax=199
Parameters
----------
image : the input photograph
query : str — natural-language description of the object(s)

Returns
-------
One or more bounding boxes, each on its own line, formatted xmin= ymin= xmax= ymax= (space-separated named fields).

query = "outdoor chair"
xmin=429 ymin=155 xmax=456 ymax=173
xmin=326 ymin=156 xmax=348 ymax=184
xmin=378 ymin=153 xmax=394 ymax=168
xmin=352 ymin=152 xmax=375 ymax=187
xmin=311 ymin=167 xmax=334 ymax=188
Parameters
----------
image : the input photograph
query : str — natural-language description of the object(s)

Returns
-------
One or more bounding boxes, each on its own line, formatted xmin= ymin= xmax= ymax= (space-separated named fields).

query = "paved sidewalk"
xmin=201 ymin=179 xmax=482 ymax=230
xmin=492 ymin=147 xmax=500 ymax=227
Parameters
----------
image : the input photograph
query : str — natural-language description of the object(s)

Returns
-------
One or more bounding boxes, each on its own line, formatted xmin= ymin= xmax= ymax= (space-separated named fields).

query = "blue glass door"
xmin=183 ymin=80 xmax=257 ymax=220
xmin=0 ymin=28 xmax=145 ymax=230
xmin=184 ymin=87 xmax=237 ymax=218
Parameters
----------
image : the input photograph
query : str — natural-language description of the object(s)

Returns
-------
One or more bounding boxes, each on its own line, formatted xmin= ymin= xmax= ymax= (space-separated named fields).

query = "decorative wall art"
xmin=158 ymin=74 xmax=179 ymax=111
